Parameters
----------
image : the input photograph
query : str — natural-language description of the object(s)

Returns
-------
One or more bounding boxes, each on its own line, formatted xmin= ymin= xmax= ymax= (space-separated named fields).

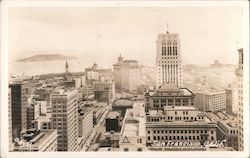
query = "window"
xmin=137 ymin=148 xmax=142 ymax=152
xmin=148 ymin=137 xmax=150 ymax=140
xmin=148 ymin=131 xmax=150 ymax=134
xmin=124 ymin=148 xmax=129 ymax=152
xmin=153 ymin=136 xmax=156 ymax=140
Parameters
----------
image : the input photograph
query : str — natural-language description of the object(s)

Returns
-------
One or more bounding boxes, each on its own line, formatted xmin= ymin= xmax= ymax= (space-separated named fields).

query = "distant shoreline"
xmin=16 ymin=54 xmax=77 ymax=62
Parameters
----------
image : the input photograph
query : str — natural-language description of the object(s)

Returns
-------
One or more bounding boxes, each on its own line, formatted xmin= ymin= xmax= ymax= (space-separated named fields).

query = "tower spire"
xmin=167 ymin=22 xmax=169 ymax=34
xmin=65 ymin=60 xmax=69 ymax=74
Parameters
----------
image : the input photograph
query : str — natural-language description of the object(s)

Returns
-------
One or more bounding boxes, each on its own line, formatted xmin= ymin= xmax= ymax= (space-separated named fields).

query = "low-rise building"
xmin=93 ymin=80 xmax=115 ymax=103
xmin=13 ymin=129 xmax=58 ymax=152
xmin=145 ymin=106 xmax=218 ymax=151
xmin=207 ymin=111 xmax=238 ymax=150
xmin=112 ymin=99 xmax=133 ymax=118
xmin=119 ymin=103 xmax=146 ymax=152
xmin=144 ymin=83 xmax=195 ymax=112
xmin=33 ymin=113 xmax=52 ymax=130
xmin=105 ymin=111 xmax=121 ymax=132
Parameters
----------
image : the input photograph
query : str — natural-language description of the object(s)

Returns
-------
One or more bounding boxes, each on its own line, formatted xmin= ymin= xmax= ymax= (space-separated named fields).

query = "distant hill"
xmin=16 ymin=54 xmax=77 ymax=62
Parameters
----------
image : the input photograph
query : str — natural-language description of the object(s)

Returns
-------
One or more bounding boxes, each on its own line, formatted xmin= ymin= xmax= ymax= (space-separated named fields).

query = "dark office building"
xmin=10 ymin=83 xmax=28 ymax=140
xmin=105 ymin=111 xmax=121 ymax=132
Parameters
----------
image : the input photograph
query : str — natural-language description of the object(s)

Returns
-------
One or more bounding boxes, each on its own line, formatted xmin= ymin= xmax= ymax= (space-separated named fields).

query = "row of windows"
xmin=161 ymin=46 xmax=178 ymax=56
xmin=149 ymin=116 xmax=204 ymax=122
xmin=147 ymin=130 xmax=212 ymax=134
xmin=148 ymin=135 xmax=214 ymax=141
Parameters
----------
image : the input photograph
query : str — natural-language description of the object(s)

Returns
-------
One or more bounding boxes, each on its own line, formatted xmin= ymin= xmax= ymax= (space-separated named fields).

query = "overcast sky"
xmin=8 ymin=6 xmax=244 ymax=67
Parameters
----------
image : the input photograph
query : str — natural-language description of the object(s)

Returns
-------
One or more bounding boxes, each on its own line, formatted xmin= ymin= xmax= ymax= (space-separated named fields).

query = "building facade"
xmin=119 ymin=103 xmax=146 ymax=152
xmin=144 ymin=83 xmax=195 ymax=112
xmin=207 ymin=112 xmax=238 ymax=151
xmin=9 ymin=83 xmax=29 ymax=140
xmin=113 ymin=55 xmax=140 ymax=93
xmin=194 ymin=89 xmax=226 ymax=112
xmin=156 ymin=31 xmax=182 ymax=88
xmin=113 ymin=54 xmax=124 ymax=90
xmin=13 ymin=129 xmax=58 ymax=152
xmin=106 ymin=111 xmax=121 ymax=132
xmin=236 ymin=48 xmax=243 ymax=151
xmin=78 ymin=108 xmax=93 ymax=148
xmin=225 ymin=88 xmax=233 ymax=114
xmin=8 ymin=88 xmax=13 ymax=151
xmin=145 ymin=106 xmax=217 ymax=150
xmin=93 ymin=80 xmax=115 ymax=103
xmin=51 ymin=89 xmax=79 ymax=151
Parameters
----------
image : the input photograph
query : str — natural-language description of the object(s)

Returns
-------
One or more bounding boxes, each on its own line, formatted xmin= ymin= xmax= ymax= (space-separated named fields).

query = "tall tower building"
xmin=51 ymin=89 xmax=78 ymax=151
xmin=113 ymin=54 xmax=123 ymax=90
xmin=236 ymin=48 xmax=243 ymax=151
xmin=9 ymin=83 xmax=28 ymax=140
xmin=65 ymin=61 xmax=69 ymax=74
xmin=156 ymin=31 xmax=182 ymax=88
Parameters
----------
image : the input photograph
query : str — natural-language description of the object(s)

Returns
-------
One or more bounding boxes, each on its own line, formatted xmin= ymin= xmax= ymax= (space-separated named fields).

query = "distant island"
xmin=16 ymin=54 xmax=77 ymax=62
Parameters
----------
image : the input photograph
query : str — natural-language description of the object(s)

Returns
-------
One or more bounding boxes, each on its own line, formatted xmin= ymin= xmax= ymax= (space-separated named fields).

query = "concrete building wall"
xmin=156 ymin=32 xmax=182 ymax=88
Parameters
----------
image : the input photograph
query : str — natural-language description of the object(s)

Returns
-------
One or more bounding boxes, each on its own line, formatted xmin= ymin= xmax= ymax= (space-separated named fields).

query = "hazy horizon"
xmin=8 ymin=6 xmax=244 ymax=70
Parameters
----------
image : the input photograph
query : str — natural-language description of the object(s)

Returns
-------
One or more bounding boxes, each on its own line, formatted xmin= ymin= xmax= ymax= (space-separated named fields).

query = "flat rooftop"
xmin=206 ymin=112 xmax=238 ymax=129
xmin=164 ymin=106 xmax=197 ymax=111
xmin=195 ymin=89 xmax=225 ymax=95
xmin=121 ymin=109 xmax=146 ymax=137
xmin=107 ymin=111 xmax=120 ymax=119
xmin=15 ymin=130 xmax=57 ymax=148
xmin=113 ymin=99 xmax=133 ymax=107
xmin=35 ymin=113 xmax=51 ymax=122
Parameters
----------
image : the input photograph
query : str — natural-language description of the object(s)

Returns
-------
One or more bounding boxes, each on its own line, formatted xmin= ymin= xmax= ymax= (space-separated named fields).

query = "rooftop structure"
xmin=119 ymin=103 xmax=146 ymax=151
xmin=13 ymin=129 xmax=58 ymax=152
xmin=144 ymin=83 xmax=195 ymax=112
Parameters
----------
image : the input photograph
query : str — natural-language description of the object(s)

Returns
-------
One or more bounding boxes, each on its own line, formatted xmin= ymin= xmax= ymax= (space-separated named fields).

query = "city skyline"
xmin=8 ymin=6 xmax=243 ymax=69
xmin=3 ymin=2 xmax=249 ymax=156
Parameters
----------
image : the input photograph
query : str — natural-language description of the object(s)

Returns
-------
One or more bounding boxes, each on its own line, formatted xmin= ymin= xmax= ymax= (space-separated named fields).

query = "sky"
xmin=8 ymin=6 xmax=244 ymax=67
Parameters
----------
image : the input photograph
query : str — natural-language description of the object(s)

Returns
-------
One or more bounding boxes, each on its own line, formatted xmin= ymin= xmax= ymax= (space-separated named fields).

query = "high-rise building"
xmin=51 ymin=89 xmax=79 ymax=151
xmin=78 ymin=108 xmax=93 ymax=149
xmin=235 ymin=48 xmax=243 ymax=151
xmin=9 ymin=83 xmax=28 ymax=140
xmin=121 ymin=60 xmax=140 ymax=93
xmin=194 ymin=89 xmax=226 ymax=112
xmin=8 ymin=88 xmax=13 ymax=151
xmin=225 ymin=88 xmax=233 ymax=114
xmin=113 ymin=55 xmax=140 ymax=93
xmin=156 ymin=31 xmax=182 ymax=88
xmin=113 ymin=54 xmax=124 ymax=90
